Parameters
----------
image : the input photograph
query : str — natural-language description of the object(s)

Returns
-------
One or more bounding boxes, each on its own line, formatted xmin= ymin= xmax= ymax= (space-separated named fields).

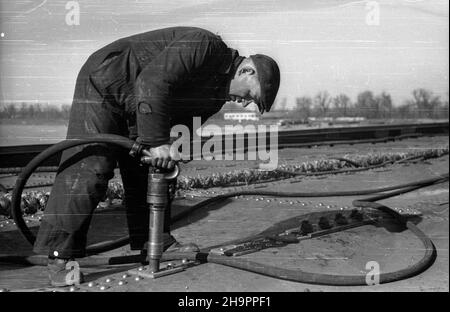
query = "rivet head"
xmin=69 ymin=286 xmax=76 ymax=292
xmin=99 ymin=285 xmax=106 ymax=291
xmin=181 ymin=259 xmax=188 ymax=264
xmin=134 ymin=276 xmax=141 ymax=281
xmin=53 ymin=251 xmax=59 ymax=257
xmin=138 ymin=266 xmax=144 ymax=271
xmin=105 ymin=278 xmax=112 ymax=283
xmin=0 ymin=288 xmax=9 ymax=292
xmin=87 ymin=282 xmax=95 ymax=287
xmin=118 ymin=280 xmax=125 ymax=286
xmin=121 ymin=274 xmax=128 ymax=279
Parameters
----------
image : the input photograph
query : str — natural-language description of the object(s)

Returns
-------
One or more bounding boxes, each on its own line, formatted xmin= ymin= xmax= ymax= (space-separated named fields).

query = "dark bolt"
xmin=334 ymin=213 xmax=348 ymax=225
xmin=318 ymin=216 xmax=332 ymax=229
xmin=350 ymin=209 xmax=364 ymax=221
xmin=300 ymin=220 xmax=314 ymax=235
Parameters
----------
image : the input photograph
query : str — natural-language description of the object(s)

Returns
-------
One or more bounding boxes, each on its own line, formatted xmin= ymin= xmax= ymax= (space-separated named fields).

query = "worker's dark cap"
xmin=249 ymin=54 xmax=280 ymax=113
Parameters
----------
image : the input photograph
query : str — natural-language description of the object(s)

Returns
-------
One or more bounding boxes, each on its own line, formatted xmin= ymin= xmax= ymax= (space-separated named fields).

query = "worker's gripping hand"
xmin=145 ymin=144 xmax=179 ymax=170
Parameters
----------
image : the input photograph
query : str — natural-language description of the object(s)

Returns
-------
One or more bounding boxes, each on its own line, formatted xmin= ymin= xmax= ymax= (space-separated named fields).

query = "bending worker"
xmin=33 ymin=26 xmax=280 ymax=286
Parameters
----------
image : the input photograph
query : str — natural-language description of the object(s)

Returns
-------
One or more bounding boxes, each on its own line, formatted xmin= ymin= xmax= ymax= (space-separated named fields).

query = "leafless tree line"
xmin=0 ymin=103 xmax=71 ymax=120
xmin=0 ymin=88 xmax=448 ymax=120
xmin=284 ymin=88 xmax=449 ymax=120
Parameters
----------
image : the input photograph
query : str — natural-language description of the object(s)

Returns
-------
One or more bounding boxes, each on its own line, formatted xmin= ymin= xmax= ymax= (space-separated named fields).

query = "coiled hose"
xmin=9 ymin=135 xmax=137 ymax=254
xmin=2 ymin=134 xmax=448 ymax=286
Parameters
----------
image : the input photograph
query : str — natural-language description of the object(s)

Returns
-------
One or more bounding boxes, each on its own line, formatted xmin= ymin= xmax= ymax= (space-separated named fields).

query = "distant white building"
xmin=335 ymin=117 xmax=366 ymax=122
xmin=223 ymin=111 xmax=260 ymax=122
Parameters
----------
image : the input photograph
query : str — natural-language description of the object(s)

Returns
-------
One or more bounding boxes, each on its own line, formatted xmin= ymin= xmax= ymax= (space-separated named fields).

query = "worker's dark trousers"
xmin=33 ymin=62 xmax=171 ymax=259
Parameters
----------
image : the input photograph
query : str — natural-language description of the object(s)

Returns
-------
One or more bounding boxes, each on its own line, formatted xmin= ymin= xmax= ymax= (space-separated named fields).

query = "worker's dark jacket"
xmin=33 ymin=27 xmax=243 ymax=258
xmin=88 ymin=26 xmax=241 ymax=146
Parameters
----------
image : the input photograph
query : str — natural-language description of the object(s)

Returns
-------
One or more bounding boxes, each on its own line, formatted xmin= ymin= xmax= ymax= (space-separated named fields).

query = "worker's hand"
xmin=145 ymin=144 xmax=179 ymax=170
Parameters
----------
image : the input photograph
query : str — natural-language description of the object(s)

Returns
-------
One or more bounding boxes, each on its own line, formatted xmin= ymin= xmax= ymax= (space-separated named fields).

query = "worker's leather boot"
xmin=48 ymin=257 xmax=84 ymax=287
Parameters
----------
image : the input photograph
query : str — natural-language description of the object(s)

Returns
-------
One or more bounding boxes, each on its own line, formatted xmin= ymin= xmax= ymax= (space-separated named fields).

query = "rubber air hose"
xmin=3 ymin=172 xmax=447 ymax=285
xmin=171 ymin=173 xmax=449 ymax=223
xmin=9 ymin=134 xmax=449 ymax=258
xmin=159 ymin=181 xmax=443 ymax=286
xmin=10 ymin=134 xmax=137 ymax=253
xmin=4 ymin=180 xmax=443 ymax=285
xmin=202 ymin=182 xmax=442 ymax=285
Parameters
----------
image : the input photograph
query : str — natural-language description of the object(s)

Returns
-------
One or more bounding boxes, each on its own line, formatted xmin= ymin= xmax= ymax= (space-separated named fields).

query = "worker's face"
xmin=229 ymin=59 xmax=262 ymax=111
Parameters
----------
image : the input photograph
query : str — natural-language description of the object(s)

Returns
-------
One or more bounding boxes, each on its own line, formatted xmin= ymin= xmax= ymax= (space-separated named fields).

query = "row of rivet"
xmin=183 ymin=193 xmax=357 ymax=211
xmin=78 ymin=260 xmax=189 ymax=291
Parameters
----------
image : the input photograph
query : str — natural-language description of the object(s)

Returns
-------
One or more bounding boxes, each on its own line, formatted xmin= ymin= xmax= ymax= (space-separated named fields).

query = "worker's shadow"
xmin=374 ymin=215 xmax=423 ymax=233
xmin=170 ymin=197 xmax=425 ymax=234
xmin=170 ymin=197 xmax=232 ymax=230
xmin=365 ymin=202 xmax=425 ymax=234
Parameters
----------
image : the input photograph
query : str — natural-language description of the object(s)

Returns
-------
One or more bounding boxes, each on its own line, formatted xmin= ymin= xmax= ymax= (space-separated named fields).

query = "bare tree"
xmin=314 ymin=91 xmax=331 ymax=117
xmin=19 ymin=102 xmax=30 ymax=118
xmin=356 ymin=90 xmax=377 ymax=119
xmin=332 ymin=93 xmax=351 ymax=117
xmin=375 ymin=92 xmax=393 ymax=119
xmin=407 ymin=88 xmax=441 ymax=118
xmin=5 ymin=104 xmax=17 ymax=118
xmin=28 ymin=103 xmax=36 ymax=118
xmin=396 ymin=103 xmax=413 ymax=119
xmin=295 ymin=96 xmax=313 ymax=120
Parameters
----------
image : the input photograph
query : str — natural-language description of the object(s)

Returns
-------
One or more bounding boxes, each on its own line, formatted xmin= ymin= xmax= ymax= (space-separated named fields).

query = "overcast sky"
xmin=0 ymin=0 xmax=448 ymax=109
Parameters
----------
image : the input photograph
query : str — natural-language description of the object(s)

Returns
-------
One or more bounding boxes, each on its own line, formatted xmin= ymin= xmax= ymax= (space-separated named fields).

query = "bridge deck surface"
xmin=0 ymin=136 xmax=448 ymax=292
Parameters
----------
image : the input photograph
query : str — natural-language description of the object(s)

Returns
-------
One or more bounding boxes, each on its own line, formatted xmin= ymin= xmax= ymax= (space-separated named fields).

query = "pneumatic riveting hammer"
xmin=128 ymin=144 xmax=188 ymax=279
